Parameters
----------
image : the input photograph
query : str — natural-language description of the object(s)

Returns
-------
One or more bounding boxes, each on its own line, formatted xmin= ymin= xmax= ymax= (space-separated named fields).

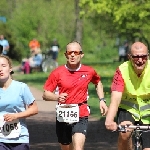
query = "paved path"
xmin=27 ymin=87 xmax=117 ymax=150
xmin=27 ymin=86 xmax=118 ymax=150
xmin=12 ymin=65 xmax=118 ymax=149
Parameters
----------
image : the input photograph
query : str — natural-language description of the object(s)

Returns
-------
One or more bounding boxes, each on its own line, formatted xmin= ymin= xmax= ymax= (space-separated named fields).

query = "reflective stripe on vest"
xmin=121 ymin=100 xmax=138 ymax=110
xmin=140 ymin=104 xmax=150 ymax=111
xmin=132 ymin=113 xmax=140 ymax=120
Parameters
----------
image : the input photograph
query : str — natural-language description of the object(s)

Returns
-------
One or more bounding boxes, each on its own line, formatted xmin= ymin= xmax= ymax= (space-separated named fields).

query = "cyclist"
xmin=0 ymin=55 xmax=38 ymax=150
xmin=43 ymin=41 xmax=108 ymax=150
xmin=105 ymin=42 xmax=150 ymax=150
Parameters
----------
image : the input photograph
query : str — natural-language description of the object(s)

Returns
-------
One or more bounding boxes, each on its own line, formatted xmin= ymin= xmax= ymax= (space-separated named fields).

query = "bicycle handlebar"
xmin=116 ymin=124 xmax=150 ymax=132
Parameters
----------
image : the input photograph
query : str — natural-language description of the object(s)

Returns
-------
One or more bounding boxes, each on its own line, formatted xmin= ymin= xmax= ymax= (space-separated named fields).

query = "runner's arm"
xmin=42 ymin=90 xmax=68 ymax=103
xmin=95 ymin=81 xmax=108 ymax=116
xmin=43 ymin=90 xmax=59 ymax=101
xmin=3 ymin=101 xmax=38 ymax=121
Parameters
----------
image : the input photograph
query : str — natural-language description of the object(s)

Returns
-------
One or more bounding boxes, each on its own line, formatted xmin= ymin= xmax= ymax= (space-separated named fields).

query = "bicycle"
xmin=116 ymin=124 xmax=150 ymax=150
xmin=42 ymin=52 xmax=58 ymax=73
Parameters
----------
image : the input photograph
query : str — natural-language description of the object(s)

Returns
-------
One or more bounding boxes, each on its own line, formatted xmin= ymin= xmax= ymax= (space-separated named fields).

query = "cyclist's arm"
xmin=105 ymin=68 xmax=124 ymax=130
xmin=106 ymin=91 xmax=122 ymax=122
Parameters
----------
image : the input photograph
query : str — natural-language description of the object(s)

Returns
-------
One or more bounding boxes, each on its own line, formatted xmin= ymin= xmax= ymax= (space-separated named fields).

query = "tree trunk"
xmin=74 ymin=0 xmax=83 ymax=44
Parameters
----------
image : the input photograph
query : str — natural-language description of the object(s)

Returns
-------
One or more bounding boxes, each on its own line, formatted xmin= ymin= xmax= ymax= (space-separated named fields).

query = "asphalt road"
xmin=26 ymin=86 xmax=118 ymax=150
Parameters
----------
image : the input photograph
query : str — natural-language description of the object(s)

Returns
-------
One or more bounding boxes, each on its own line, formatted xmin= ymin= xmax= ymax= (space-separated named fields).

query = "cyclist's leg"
xmin=56 ymin=120 xmax=72 ymax=150
xmin=72 ymin=117 xmax=88 ymax=150
xmin=117 ymin=108 xmax=135 ymax=150
xmin=52 ymin=52 xmax=58 ymax=68
xmin=142 ymin=129 xmax=150 ymax=150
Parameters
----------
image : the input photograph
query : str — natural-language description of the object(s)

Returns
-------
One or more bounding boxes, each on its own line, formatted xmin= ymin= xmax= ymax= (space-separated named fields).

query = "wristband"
xmin=99 ymin=98 xmax=106 ymax=103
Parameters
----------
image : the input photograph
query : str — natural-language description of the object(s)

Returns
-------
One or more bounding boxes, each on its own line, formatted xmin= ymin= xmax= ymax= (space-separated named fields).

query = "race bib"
xmin=0 ymin=116 xmax=21 ymax=139
xmin=56 ymin=104 xmax=79 ymax=123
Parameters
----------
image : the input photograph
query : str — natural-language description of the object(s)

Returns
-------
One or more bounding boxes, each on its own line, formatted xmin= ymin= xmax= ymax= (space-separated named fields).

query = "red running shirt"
xmin=111 ymin=68 xmax=125 ymax=92
xmin=44 ymin=65 xmax=100 ymax=117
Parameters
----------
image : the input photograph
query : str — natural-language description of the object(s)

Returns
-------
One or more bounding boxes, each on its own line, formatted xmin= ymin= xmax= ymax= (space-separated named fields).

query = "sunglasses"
xmin=66 ymin=51 xmax=83 ymax=55
xmin=130 ymin=54 xmax=148 ymax=61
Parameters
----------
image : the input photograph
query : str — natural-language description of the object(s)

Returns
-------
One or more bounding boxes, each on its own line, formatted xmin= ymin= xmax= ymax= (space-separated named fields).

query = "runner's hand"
xmin=3 ymin=113 xmax=18 ymax=122
xmin=58 ymin=93 xmax=68 ymax=103
xmin=99 ymin=101 xmax=108 ymax=116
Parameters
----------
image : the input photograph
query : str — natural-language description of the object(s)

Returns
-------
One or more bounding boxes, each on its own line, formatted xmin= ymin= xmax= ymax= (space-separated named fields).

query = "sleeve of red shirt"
xmin=91 ymin=69 xmax=101 ymax=85
xmin=111 ymin=68 xmax=124 ymax=92
xmin=43 ymin=71 xmax=58 ymax=92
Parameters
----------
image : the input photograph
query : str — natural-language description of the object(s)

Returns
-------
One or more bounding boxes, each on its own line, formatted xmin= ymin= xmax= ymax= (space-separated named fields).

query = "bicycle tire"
xmin=42 ymin=58 xmax=58 ymax=73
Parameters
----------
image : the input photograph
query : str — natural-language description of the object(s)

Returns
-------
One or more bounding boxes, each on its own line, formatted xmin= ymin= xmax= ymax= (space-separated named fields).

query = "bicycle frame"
xmin=117 ymin=124 xmax=150 ymax=150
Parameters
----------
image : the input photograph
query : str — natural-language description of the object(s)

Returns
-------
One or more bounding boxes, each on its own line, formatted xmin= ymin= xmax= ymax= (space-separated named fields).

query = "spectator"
xmin=29 ymin=48 xmax=43 ymax=68
xmin=20 ymin=38 xmax=42 ymax=74
xmin=50 ymin=39 xmax=60 ymax=64
xmin=118 ymin=41 xmax=129 ymax=62
xmin=0 ymin=34 xmax=9 ymax=55
xmin=29 ymin=38 xmax=41 ymax=53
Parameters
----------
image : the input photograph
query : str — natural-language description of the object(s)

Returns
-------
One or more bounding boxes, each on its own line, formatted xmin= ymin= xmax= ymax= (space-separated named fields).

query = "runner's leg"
xmin=0 ymin=143 xmax=10 ymax=150
xmin=72 ymin=133 xmax=85 ymax=150
xmin=56 ymin=120 xmax=72 ymax=150
xmin=72 ymin=117 xmax=88 ymax=150
xmin=11 ymin=143 xmax=29 ymax=150
xmin=60 ymin=143 xmax=73 ymax=150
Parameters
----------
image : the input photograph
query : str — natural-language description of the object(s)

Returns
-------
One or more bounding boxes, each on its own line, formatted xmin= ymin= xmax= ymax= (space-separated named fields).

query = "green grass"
xmin=14 ymin=61 xmax=122 ymax=119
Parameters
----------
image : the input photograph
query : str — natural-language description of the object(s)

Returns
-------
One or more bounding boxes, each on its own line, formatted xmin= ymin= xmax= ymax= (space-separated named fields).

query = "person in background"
xmin=29 ymin=38 xmax=41 ymax=53
xmin=0 ymin=55 xmax=38 ymax=150
xmin=28 ymin=48 xmax=43 ymax=68
xmin=21 ymin=39 xmax=43 ymax=74
xmin=0 ymin=34 xmax=9 ymax=55
xmin=118 ymin=41 xmax=129 ymax=62
xmin=105 ymin=42 xmax=150 ymax=150
xmin=49 ymin=39 xmax=60 ymax=67
xmin=43 ymin=41 xmax=108 ymax=150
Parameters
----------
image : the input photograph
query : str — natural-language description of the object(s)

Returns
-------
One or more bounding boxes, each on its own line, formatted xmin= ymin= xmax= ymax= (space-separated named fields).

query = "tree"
xmin=80 ymin=0 xmax=150 ymax=49
xmin=74 ymin=0 xmax=83 ymax=44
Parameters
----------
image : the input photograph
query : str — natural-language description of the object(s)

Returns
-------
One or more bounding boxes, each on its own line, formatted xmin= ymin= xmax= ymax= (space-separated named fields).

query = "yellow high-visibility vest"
xmin=119 ymin=60 xmax=150 ymax=124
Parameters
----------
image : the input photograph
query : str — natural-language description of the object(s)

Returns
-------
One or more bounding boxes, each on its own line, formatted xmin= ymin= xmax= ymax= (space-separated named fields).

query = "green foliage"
xmin=8 ymin=0 xmax=76 ymax=58
xmin=80 ymin=0 xmax=150 ymax=48
xmin=1 ymin=0 xmax=121 ymax=62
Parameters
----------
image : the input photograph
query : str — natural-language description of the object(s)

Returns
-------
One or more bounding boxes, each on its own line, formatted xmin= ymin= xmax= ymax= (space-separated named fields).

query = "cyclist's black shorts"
xmin=56 ymin=117 xmax=88 ymax=145
xmin=117 ymin=108 xmax=150 ymax=149
xmin=52 ymin=51 xmax=58 ymax=60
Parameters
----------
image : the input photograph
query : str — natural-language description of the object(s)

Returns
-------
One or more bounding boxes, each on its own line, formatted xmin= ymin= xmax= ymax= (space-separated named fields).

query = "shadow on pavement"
xmin=27 ymin=111 xmax=118 ymax=150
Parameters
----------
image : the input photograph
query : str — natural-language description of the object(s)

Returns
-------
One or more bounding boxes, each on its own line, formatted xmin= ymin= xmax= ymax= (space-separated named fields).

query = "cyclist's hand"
xmin=99 ymin=101 xmax=108 ymax=116
xmin=58 ymin=93 xmax=68 ymax=103
xmin=105 ymin=120 xmax=117 ymax=131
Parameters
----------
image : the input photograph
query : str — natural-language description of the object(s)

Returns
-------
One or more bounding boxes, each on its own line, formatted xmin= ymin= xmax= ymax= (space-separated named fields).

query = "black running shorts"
xmin=56 ymin=117 xmax=88 ymax=145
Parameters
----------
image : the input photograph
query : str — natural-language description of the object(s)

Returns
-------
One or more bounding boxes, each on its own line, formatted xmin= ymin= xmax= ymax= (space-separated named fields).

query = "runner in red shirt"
xmin=43 ymin=41 xmax=108 ymax=150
